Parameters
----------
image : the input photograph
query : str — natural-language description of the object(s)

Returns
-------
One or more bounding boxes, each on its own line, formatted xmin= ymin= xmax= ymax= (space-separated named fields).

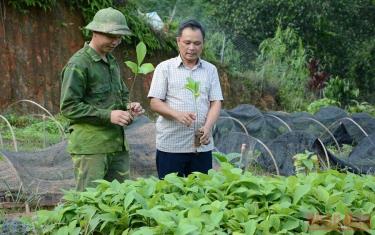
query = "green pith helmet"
xmin=85 ymin=7 xmax=132 ymax=36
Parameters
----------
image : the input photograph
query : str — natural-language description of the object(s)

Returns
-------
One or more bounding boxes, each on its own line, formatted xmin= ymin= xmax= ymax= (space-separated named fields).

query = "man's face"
xmin=93 ymin=32 xmax=122 ymax=54
xmin=177 ymin=27 xmax=203 ymax=64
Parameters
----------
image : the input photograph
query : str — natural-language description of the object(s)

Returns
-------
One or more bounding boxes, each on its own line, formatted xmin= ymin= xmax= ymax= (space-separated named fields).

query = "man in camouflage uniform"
xmin=60 ymin=7 xmax=143 ymax=191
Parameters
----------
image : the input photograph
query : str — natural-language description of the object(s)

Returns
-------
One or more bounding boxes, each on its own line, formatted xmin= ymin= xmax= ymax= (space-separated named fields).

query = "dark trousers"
xmin=156 ymin=149 xmax=212 ymax=179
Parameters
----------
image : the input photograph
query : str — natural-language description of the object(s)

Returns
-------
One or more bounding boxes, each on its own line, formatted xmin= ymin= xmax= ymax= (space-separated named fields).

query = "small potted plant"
xmin=184 ymin=77 xmax=202 ymax=147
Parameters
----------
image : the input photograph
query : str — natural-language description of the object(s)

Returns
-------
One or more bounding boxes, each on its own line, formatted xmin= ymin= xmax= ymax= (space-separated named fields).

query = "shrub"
xmin=255 ymin=26 xmax=312 ymax=111
xmin=323 ymin=76 xmax=359 ymax=107
xmin=347 ymin=38 xmax=375 ymax=103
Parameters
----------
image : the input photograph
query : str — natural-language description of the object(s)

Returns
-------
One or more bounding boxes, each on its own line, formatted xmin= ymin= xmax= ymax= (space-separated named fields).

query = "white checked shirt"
xmin=148 ymin=56 xmax=224 ymax=153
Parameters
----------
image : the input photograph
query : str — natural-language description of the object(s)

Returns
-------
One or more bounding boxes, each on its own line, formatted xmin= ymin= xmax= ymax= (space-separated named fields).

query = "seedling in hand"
xmin=125 ymin=41 xmax=155 ymax=116
xmin=184 ymin=77 xmax=203 ymax=147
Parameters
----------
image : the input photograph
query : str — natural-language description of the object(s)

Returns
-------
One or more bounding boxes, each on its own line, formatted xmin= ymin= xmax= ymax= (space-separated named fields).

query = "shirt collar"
xmin=84 ymin=42 xmax=114 ymax=63
xmin=175 ymin=55 xmax=203 ymax=69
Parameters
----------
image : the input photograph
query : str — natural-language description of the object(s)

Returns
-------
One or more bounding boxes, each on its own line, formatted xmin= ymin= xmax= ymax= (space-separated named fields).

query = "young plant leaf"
xmin=125 ymin=61 xmax=138 ymax=74
xmin=243 ymin=219 xmax=257 ymax=235
xmin=213 ymin=152 xmax=229 ymax=163
xmin=139 ymin=63 xmax=155 ymax=74
xmin=293 ymin=184 xmax=311 ymax=204
xmin=281 ymin=217 xmax=300 ymax=231
xmin=314 ymin=186 xmax=330 ymax=203
xmin=136 ymin=42 xmax=147 ymax=66
xmin=184 ymin=77 xmax=200 ymax=99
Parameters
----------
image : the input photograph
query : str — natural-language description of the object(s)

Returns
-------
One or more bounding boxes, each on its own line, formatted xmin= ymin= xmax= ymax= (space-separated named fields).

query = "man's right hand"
xmin=111 ymin=110 xmax=134 ymax=126
xmin=175 ymin=111 xmax=196 ymax=127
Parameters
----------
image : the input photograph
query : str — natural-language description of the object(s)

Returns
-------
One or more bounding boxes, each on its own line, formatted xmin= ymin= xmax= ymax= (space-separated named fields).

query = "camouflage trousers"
xmin=71 ymin=150 xmax=130 ymax=191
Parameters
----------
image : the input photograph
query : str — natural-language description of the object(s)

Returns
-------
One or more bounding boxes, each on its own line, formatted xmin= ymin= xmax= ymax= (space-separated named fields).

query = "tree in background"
xmin=347 ymin=38 xmax=375 ymax=103
xmin=256 ymin=26 xmax=311 ymax=111
xmin=210 ymin=0 xmax=375 ymax=103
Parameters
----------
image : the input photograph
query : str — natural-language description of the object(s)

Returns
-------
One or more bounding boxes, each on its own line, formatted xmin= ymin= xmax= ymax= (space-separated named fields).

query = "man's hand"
xmin=111 ymin=110 xmax=134 ymax=126
xmin=175 ymin=112 xmax=196 ymax=127
xmin=199 ymin=126 xmax=211 ymax=145
xmin=128 ymin=102 xmax=145 ymax=117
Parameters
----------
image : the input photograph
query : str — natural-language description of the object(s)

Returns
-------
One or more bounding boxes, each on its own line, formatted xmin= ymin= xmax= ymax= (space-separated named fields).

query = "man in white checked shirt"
xmin=148 ymin=19 xmax=223 ymax=179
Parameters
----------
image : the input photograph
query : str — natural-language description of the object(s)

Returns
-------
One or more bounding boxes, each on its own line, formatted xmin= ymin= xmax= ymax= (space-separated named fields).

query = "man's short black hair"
xmin=178 ymin=19 xmax=205 ymax=40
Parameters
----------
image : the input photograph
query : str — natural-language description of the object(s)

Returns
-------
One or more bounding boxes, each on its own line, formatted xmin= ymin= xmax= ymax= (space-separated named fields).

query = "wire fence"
xmin=134 ymin=1 xmax=256 ymax=72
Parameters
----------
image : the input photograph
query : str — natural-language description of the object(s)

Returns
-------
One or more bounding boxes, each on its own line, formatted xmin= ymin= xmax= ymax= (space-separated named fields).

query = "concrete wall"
xmin=0 ymin=2 xmax=85 ymax=113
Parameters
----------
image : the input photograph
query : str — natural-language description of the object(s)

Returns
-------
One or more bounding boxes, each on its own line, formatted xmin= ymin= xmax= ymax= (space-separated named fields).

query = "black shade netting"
xmin=256 ymin=131 xmax=327 ymax=176
xmin=213 ymin=131 xmax=266 ymax=169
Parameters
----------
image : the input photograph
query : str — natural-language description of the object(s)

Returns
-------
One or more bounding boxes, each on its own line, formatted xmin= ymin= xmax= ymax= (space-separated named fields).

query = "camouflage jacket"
xmin=60 ymin=43 xmax=129 ymax=154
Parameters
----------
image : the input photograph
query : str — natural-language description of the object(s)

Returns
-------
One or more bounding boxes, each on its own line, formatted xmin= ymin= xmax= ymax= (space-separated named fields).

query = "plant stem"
xmin=128 ymin=75 xmax=137 ymax=117
xmin=194 ymin=97 xmax=198 ymax=131
xmin=129 ymin=74 xmax=137 ymax=104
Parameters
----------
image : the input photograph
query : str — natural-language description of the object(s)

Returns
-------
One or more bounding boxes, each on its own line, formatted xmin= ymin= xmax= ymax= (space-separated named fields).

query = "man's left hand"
xmin=199 ymin=126 xmax=211 ymax=145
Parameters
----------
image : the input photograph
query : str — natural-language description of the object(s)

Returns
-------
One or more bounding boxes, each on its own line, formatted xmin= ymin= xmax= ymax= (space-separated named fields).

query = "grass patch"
xmin=0 ymin=114 xmax=66 ymax=152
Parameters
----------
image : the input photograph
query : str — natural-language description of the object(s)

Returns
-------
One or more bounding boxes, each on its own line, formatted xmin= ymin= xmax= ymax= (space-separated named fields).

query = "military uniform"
xmin=60 ymin=7 xmax=133 ymax=191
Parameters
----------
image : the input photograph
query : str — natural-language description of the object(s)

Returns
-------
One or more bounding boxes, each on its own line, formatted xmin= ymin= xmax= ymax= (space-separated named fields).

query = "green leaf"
xmin=302 ymin=159 xmax=314 ymax=171
xmin=55 ymin=225 xmax=69 ymax=235
xmin=136 ymin=42 xmax=147 ymax=66
xmin=233 ymin=207 xmax=248 ymax=222
xmin=184 ymin=77 xmax=200 ymax=99
xmin=124 ymin=191 xmax=135 ymax=209
xmin=209 ymin=211 xmax=223 ymax=227
xmin=258 ymin=219 xmax=271 ymax=233
xmin=137 ymin=207 xmax=175 ymax=228
xmin=314 ymin=186 xmax=330 ymax=203
xmin=362 ymin=202 xmax=375 ymax=214
xmin=132 ymin=227 xmax=155 ymax=235
xmin=92 ymin=179 xmax=111 ymax=186
xmin=98 ymin=203 xmax=122 ymax=214
xmin=335 ymin=201 xmax=349 ymax=215
xmin=243 ymin=219 xmax=257 ymax=235
xmin=80 ymin=205 xmax=97 ymax=219
xmin=269 ymin=214 xmax=280 ymax=231
xmin=282 ymin=217 xmax=300 ymax=231
xmin=99 ymin=218 xmax=116 ymax=232
xmin=226 ymin=152 xmax=242 ymax=162
xmin=36 ymin=210 xmax=54 ymax=224
xmin=88 ymin=215 xmax=101 ymax=233
xmin=122 ymin=228 xmax=130 ymax=235
xmin=139 ymin=63 xmax=155 ymax=74
xmin=371 ymin=215 xmax=375 ymax=229
xmin=68 ymin=220 xmax=80 ymax=235
xmin=62 ymin=191 xmax=80 ymax=203
xmin=188 ymin=207 xmax=201 ymax=218
xmin=293 ymin=184 xmax=311 ymax=204
xmin=164 ymin=173 xmax=185 ymax=190
xmin=213 ymin=152 xmax=229 ymax=163
xmin=327 ymin=192 xmax=343 ymax=205
xmin=125 ymin=61 xmax=138 ymax=74
xmin=176 ymin=221 xmax=199 ymax=235
xmin=364 ymin=181 xmax=375 ymax=192
xmin=342 ymin=228 xmax=355 ymax=235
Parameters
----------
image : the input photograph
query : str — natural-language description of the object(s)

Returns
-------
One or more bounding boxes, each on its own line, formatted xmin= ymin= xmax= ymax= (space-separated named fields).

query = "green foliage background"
xmin=209 ymin=0 xmax=375 ymax=105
